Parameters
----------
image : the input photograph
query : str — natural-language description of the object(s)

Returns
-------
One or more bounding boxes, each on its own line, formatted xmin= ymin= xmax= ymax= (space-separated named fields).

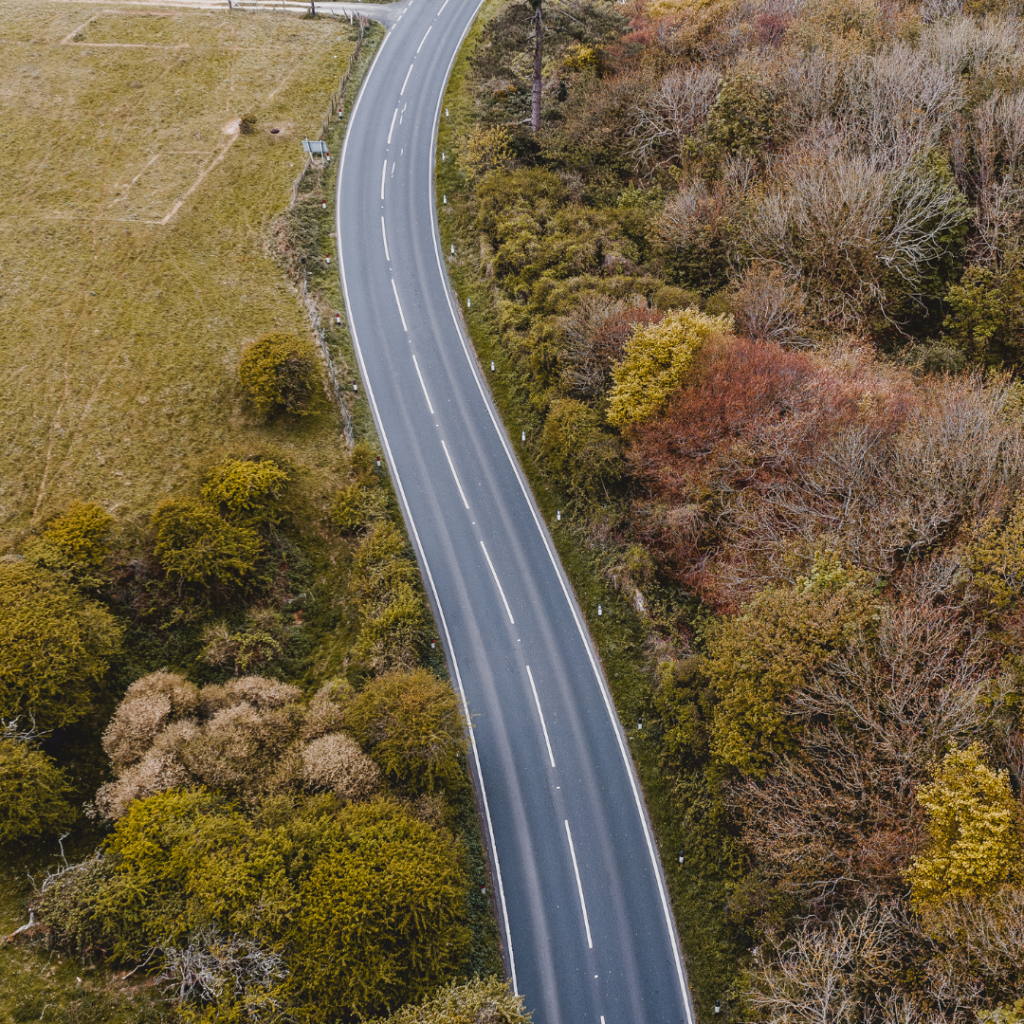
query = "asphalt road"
xmin=328 ymin=3 xmax=695 ymax=1021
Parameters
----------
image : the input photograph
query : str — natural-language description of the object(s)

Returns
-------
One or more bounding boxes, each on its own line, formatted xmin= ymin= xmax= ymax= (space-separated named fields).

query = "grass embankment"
xmin=434 ymin=5 xmax=744 ymax=1019
xmin=0 ymin=5 xmax=499 ymax=1019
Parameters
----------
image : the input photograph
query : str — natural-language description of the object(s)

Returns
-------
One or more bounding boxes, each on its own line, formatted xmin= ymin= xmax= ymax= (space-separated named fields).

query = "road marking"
xmin=438 ymin=0 xmax=450 ymax=11
xmin=564 ymin=820 xmax=593 ymax=949
xmin=400 ymin=64 xmax=414 ymax=96
xmin=417 ymin=25 xmax=432 ymax=52
xmin=387 ymin=107 xmax=398 ymax=145
xmin=391 ymin=160 xmax=396 ymax=177
xmin=381 ymin=217 xmax=390 ymax=261
xmin=411 ymin=354 xmax=434 ymax=414
xmin=441 ymin=439 xmax=470 ymax=510
xmin=526 ymin=666 xmax=556 ymax=768
xmin=381 ymin=159 xmax=387 ymax=201
xmin=391 ymin=278 xmax=408 ymax=332
xmin=480 ymin=541 xmax=514 ymax=625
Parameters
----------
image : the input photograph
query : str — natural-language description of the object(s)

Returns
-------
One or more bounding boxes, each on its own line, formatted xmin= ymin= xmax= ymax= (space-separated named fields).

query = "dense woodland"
xmin=448 ymin=0 xmax=1024 ymax=1016
xmin=0 ymin=333 xmax=523 ymax=1022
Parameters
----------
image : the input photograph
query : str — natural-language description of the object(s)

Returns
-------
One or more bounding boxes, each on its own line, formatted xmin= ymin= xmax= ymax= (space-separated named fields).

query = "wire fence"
xmin=287 ymin=21 xmax=368 ymax=449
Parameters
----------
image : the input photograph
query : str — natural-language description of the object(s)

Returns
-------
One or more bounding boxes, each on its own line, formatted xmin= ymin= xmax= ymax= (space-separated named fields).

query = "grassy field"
xmin=0 ymin=0 xmax=362 ymax=545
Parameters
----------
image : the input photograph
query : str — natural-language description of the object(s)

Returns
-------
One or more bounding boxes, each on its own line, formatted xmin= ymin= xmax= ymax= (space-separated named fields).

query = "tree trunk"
xmin=531 ymin=3 xmax=543 ymax=133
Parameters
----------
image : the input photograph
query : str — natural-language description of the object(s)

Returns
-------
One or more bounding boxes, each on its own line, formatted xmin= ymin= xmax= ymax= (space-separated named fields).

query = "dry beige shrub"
xmin=301 ymin=732 xmax=382 ymax=801
xmin=102 ymin=671 xmax=200 ymax=771
xmin=732 ymin=265 xmax=810 ymax=346
xmin=95 ymin=747 xmax=194 ymax=820
xmin=224 ymin=675 xmax=301 ymax=709
xmin=302 ymin=679 xmax=352 ymax=740
xmin=181 ymin=703 xmax=264 ymax=790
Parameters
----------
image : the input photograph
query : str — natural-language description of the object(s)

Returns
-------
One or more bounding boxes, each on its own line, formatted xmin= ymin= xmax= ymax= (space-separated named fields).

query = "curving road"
xmin=327 ymin=2 xmax=694 ymax=1021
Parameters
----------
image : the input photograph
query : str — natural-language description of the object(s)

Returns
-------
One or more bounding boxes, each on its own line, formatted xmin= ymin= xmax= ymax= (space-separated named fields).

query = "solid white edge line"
xmin=564 ymin=820 xmax=593 ymax=949
xmin=381 ymin=216 xmax=390 ymax=261
xmin=387 ymin=105 xmax=398 ymax=145
xmin=425 ymin=21 xmax=695 ymax=1024
xmin=400 ymin=63 xmax=413 ymax=96
xmin=441 ymin=438 xmax=470 ymax=510
xmin=417 ymin=24 xmax=432 ymax=52
xmin=480 ymin=540 xmax=514 ymax=625
xmin=381 ymin=158 xmax=387 ymax=201
xmin=391 ymin=277 xmax=408 ymax=332
xmin=335 ymin=12 xmax=520 ymax=996
xmin=526 ymin=665 xmax=556 ymax=768
xmin=411 ymin=353 xmax=435 ymax=414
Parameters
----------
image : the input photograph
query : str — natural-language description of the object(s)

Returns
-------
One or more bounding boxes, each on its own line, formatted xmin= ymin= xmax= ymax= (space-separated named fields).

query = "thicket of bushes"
xmin=1 ymin=440 xmax=509 ymax=1021
xmin=446 ymin=0 xmax=1024 ymax=1015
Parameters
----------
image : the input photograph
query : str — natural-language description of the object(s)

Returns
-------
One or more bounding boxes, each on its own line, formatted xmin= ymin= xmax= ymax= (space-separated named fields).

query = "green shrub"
xmin=288 ymin=799 xmax=471 ymax=1019
xmin=352 ymin=523 xmax=428 ymax=668
xmin=704 ymin=557 xmax=878 ymax=776
xmin=152 ymin=500 xmax=261 ymax=590
xmin=0 ymin=560 xmax=123 ymax=729
xmin=201 ymin=458 xmax=290 ymax=528
xmin=27 ymin=501 xmax=114 ymax=586
xmin=540 ymin=398 xmax=622 ymax=502
xmin=606 ymin=308 xmax=733 ymax=428
xmin=906 ymin=744 xmax=1023 ymax=910
xmin=345 ymin=669 xmax=466 ymax=794
xmin=0 ymin=737 xmax=74 ymax=846
xmin=42 ymin=791 xmax=472 ymax=1020
xmin=238 ymin=332 xmax=319 ymax=418
xmin=331 ymin=481 xmax=389 ymax=534
xmin=374 ymin=977 xmax=530 ymax=1024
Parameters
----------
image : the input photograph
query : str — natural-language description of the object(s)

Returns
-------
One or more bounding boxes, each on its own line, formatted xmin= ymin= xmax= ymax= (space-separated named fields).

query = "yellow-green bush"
xmin=606 ymin=308 xmax=733 ymax=428
xmin=331 ymin=481 xmax=389 ymax=534
xmin=40 ymin=790 xmax=471 ymax=1020
xmin=345 ymin=669 xmax=466 ymax=795
xmin=906 ymin=744 xmax=1023 ymax=910
xmin=238 ymin=332 xmax=319 ymax=419
xmin=705 ymin=557 xmax=878 ymax=776
xmin=201 ymin=459 xmax=290 ymax=529
xmin=28 ymin=501 xmax=114 ymax=586
xmin=352 ymin=522 xmax=428 ymax=668
xmin=0 ymin=737 xmax=74 ymax=846
xmin=374 ymin=977 xmax=531 ymax=1024
xmin=967 ymin=495 xmax=1024 ymax=610
xmin=540 ymin=399 xmax=622 ymax=502
xmin=0 ymin=561 xmax=123 ymax=729
xmin=152 ymin=500 xmax=262 ymax=590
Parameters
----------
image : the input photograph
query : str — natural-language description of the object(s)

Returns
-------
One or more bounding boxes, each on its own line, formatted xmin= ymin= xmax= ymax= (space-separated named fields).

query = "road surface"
xmin=329 ymin=2 xmax=695 ymax=1021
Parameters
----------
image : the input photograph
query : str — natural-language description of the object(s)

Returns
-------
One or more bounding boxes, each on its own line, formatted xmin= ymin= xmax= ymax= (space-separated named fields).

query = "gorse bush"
xmin=238 ymin=332 xmax=319 ymax=418
xmin=352 ymin=522 xmax=429 ymax=669
xmin=41 ymin=790 xmax=472 ymax=1021
xmin=606 ymin=308 xmax=733 ymax=428
xmin=152 ymin=500 xmax=262 ymax=591
xmin=0 ymin=560 xmax=123 ymax=730
xmin=907 ymin=744 xmax=1023 ymax=910
xmin=345 ymin=669 xmax=466 ymax=795
xmin=375 ymin=977 xmax=531 ymax=1023
xmin=0 ymin=737 xmax=74 ymax=846
xmin=540 ymin=399 xmax=622 ymax=502
xmin=201 ymin=458 xmax=290 ymax=529
xmin=27 ymin=501 xmax=114 ymax=586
